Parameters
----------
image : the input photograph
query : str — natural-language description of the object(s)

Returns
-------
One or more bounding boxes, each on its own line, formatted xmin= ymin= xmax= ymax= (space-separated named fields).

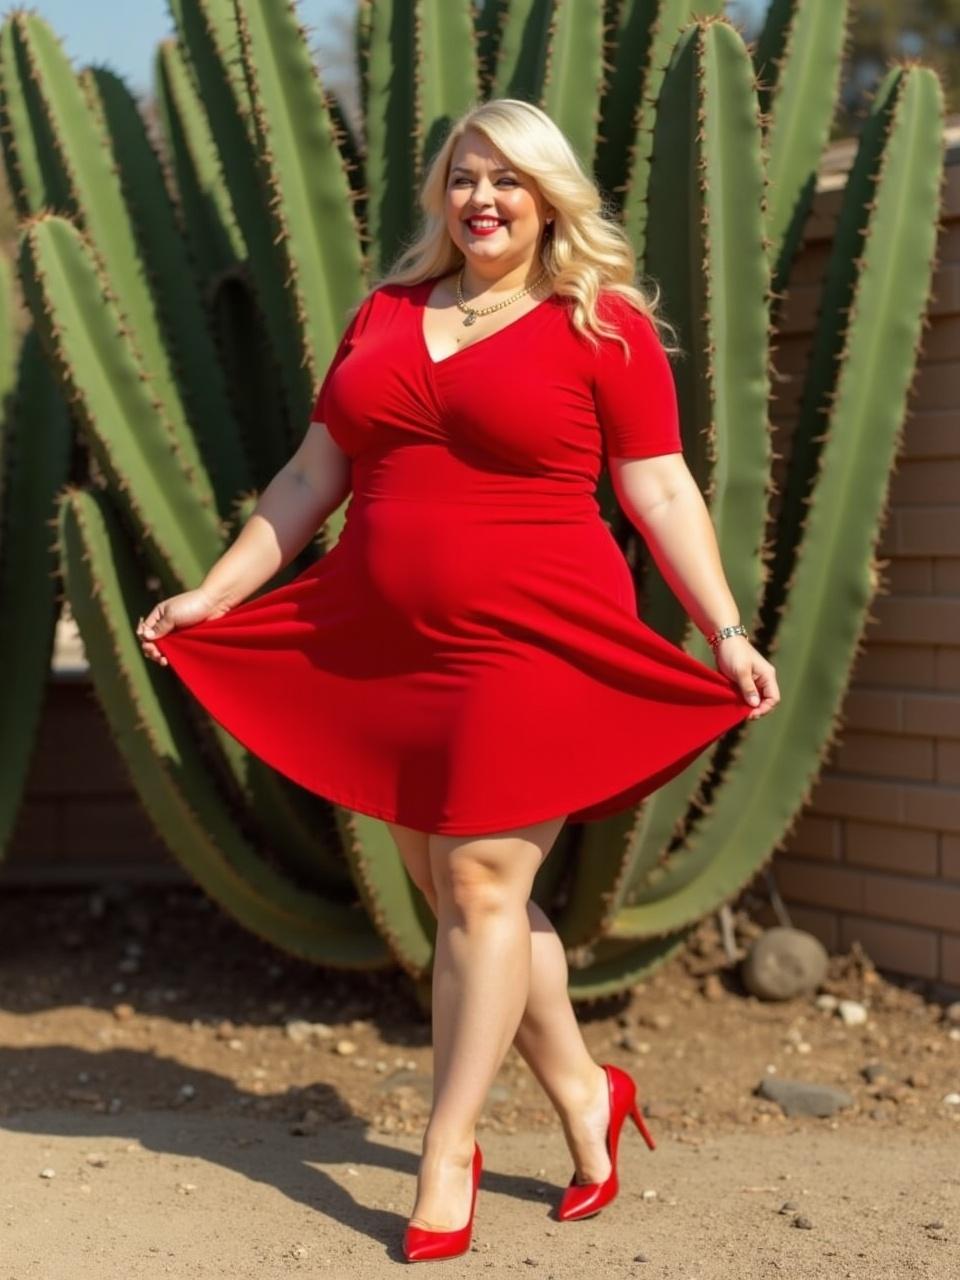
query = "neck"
xmin=459 ymin=260 xmax=545 ymax=298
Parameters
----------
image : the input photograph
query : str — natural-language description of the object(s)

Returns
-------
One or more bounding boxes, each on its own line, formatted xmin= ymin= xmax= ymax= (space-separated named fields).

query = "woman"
xmin=137 ymin=98 xmax=779 ymax=1261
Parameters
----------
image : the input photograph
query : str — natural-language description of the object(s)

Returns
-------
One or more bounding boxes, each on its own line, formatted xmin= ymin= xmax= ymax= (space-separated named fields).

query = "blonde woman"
xmin=137 ymin=98 xmax=779 ymax=1261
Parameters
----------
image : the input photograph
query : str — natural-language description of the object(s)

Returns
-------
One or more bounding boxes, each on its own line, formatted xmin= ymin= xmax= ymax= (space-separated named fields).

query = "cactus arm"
xmin=0 ymin=14 xmax=218 ymax=515
xmin=83 ymin=66 xmax=252 ymax=516
xmin=153 ymin=38 xmax=247 ymax=285
xmin=18 ymin=215 xmax=223 ymax=591
xmin=231 ymin=0 xmax=368 ymax=394
xmin=362 ymin=0 xmax=420 ymax=274
xmin=0 ymin=310 xmax=72 ymax=860
xmin=418 ymin=1 xmax=480 ymax=175
xmin=169 ymin=0 xmax=313 ymax=438
xmin=559 ymin=16 xmax=772 ymax=946
xmin=567 ymin=930 xmax=692 ymax=1002
xmin=603 ymin=0 xmax=722 ymax=241
xmin=607 ymin=65 xmax=945 ymax=940
xmin=57 ymin=484 xmax=390 ymax=968
xmin=338 ymin=811 xmax=438 ymax=978
xmin=754 ymin=0 xmax=851 ymax=300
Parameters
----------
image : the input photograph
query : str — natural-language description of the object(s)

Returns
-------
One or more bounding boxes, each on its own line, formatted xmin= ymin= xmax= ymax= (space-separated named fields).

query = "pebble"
xmin=176 ymin=1182 xmax=197 ymax=1194
xmin=178 ymin=1083 xmax=196 ymax=1101
xmin=632 ymin=1253 xmax=650 ymax=1263
xmin=755 ymin=1077 xmax=854 ymax=1118
xmin=741 ymin=928 xmax=828 ymax=1000
xmin=289 ymin=1110 xmax=322 ymax=1137
xmin=861 ymin=1061 xmax=894 ymax=1083
xmin=39 ymin=1167 xmax=55 ymax=1179
xmin=793 ymin=1215 xmax=814 ymax=1230
xmin=815 ymin=993 xmax=839 ymax=1012
xmin=334 ymin=1039 xmax=358 ymax=1056
xmin=290 ymin=1244 xmax=308 ymax=1259
xmin=838 ymin=1000 xmax=868 ymax=1026
xmin=944 ymin=1002 xmax=960 ymax=1026
xmin=284 ymin=1019 xmax=334 ymax=1045
xmin=942 ymin=1092 xmax=960 ymax=1106
xmin=641 ymin=1188 xmax=657 ymax=1201
xmin=636 ymin=1011 xmax=672 ymax=1031
xmin=112 ymin=1002 xmax=135 ymax=1021
xmin=779 ymin=1201 xmax=799 ymax=1214
xmin=85 ymin=1153 xmax=108 ymax=1167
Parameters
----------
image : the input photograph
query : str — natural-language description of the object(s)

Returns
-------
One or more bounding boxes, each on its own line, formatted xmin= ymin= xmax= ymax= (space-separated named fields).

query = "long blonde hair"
xmin=356 ymin=97 xmax=680 ymax=361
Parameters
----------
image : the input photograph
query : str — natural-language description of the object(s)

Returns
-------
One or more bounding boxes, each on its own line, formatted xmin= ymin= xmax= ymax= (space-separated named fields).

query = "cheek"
xmin=504 ymin=193 xmax=537 ymax=221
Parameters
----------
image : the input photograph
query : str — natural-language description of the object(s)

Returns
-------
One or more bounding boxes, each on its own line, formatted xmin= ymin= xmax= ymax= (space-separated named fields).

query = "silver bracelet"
xmin=706 ymin=623 xmax=748 ymax=650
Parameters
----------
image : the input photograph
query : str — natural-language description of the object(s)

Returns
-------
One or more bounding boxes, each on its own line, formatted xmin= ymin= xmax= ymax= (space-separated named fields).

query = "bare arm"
xmin=608 ymin=453 xmax=740 ymax=637
xmin=201 ymin=422 xmax=351 ymax=609
xmin=608 ymin=453 xmax=780 ymax=717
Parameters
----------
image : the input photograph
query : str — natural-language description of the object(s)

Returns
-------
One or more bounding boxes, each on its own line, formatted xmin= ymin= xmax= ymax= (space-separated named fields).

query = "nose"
xmin=465 ymin=175 xmax=500 ymax=209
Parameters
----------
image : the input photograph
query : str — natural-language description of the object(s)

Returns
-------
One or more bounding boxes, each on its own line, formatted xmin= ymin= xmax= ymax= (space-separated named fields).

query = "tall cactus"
xmin=0 ymin=0 xmax=945 ymax=1003
xmin=0 ymin=255 xmax=72 ymax=860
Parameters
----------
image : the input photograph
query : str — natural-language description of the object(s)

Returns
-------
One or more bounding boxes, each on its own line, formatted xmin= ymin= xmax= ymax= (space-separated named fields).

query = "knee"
xmin=433 ymin=845 xmax=521 ymax=919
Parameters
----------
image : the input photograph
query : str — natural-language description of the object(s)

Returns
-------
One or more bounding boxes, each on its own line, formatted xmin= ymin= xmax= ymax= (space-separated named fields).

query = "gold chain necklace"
xmin=455 ymin=265 xmax=550 ymax=327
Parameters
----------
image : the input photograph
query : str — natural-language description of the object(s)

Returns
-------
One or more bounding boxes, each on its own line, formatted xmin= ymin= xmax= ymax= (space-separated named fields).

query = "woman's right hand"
xmin=135 ymin=587 xmax=231 ymax=666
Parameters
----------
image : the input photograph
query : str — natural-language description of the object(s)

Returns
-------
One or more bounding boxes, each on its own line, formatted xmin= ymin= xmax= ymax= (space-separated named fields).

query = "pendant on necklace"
xmin=463 ymin=310 xmax=478 ymax=326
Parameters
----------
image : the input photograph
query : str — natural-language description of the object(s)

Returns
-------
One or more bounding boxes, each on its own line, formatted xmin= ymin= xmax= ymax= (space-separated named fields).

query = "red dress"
xmin=154 ymin=278 xmax=752 ymax=835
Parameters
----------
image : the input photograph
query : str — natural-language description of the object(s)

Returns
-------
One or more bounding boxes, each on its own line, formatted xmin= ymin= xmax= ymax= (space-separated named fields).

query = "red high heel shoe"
xmin=556 ymin=1063 xmax=655 ymax=1222
xmin=403 ymin=1142 xmax=483 ymax=1262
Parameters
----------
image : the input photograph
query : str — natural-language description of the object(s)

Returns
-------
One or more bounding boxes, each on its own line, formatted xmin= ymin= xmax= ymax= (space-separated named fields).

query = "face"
xmin=445 ymin=129 xmax=554 ymax=275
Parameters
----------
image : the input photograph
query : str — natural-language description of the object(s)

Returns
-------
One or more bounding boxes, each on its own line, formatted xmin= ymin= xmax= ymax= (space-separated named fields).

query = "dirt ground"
xmin=0 ymin=884 xmax=957 ymax=1278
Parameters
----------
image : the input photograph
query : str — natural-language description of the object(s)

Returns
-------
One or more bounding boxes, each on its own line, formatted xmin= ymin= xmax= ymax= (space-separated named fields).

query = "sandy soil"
xmin=0 ymin=885 xmax=957 ymax=1278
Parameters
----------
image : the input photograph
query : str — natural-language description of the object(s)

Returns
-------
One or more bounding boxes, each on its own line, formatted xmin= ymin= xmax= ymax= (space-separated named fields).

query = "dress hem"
xmin=158 ymin=634 xmax=753 ymax=836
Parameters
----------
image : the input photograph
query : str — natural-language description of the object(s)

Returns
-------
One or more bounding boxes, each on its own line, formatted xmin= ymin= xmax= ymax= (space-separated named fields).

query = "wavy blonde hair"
xmin=356 ymin=97 xmax=681 ymax=362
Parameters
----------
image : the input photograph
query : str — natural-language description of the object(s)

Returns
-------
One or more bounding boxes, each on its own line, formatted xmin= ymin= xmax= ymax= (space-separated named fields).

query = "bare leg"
xmin=407 ymin=817 xmax=561 ymax=1230
xmin=388 ymin=820 xmax=613 ymax=1229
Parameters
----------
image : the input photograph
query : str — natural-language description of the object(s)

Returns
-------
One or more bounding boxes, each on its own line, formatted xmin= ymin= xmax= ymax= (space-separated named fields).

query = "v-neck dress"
xmin=153 ymin=276 xmax=753 ymax=834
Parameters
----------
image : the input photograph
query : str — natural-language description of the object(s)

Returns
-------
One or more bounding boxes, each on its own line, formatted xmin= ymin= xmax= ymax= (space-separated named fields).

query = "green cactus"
xmin=0 ymin=1 xmax=945 ymax=1003
xmin=0 ymin=254 xmax=72 ymax=860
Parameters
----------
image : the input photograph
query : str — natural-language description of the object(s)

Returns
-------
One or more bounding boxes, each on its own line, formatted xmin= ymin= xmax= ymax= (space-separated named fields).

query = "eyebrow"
xmin=451 ymin=165 xmax=517 ymax=174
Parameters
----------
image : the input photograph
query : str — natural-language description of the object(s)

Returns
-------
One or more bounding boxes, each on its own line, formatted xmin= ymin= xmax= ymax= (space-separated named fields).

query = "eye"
xmin=452 ymin=177 xmax=518 ymax=186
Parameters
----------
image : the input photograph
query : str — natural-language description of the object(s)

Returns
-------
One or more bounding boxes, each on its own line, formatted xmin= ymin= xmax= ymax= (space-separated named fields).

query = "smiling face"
xmin=445 ymin=129 xmax=554 ymax=281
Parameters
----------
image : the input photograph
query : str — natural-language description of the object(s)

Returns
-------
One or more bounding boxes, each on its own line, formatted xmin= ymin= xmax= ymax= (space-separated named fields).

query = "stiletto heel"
xmin=630 ymin=1099 xmax=656 ymax=1151
xmin=403 ymin=1142 xmax=483 ymax=1262
xmin=556 ymin=1063 xmax=655 ymax=1222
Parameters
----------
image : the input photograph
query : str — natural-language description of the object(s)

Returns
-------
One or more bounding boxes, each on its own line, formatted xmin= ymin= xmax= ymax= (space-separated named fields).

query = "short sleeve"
xmin=310 ymin=290 xmax=376 ymax=424
xmin=592 ymin=295 xmax=682 ymax=460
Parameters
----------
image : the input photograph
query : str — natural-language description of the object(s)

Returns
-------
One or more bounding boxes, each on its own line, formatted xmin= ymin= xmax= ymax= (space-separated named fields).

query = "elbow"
xmin=611 ymin=452 xmax=688 ymax=526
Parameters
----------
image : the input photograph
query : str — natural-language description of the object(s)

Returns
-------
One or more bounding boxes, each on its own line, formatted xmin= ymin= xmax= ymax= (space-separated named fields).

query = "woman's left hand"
xmin=713 ymin=636 xmax=780 ymax=720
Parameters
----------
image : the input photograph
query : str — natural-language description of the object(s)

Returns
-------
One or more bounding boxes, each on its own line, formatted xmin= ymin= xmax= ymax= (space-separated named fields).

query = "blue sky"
xmin=16 ymin=0 xmax=355 ymax=95
xmin=17 ymin=0 xmax=771 ymax=97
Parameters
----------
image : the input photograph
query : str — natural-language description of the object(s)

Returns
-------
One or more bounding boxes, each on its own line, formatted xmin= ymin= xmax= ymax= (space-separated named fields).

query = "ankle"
xmin=420 ymin=1130 xmax=476 ymax=1165
xmin=557 ymin=1063 xmax=607 ymax=1119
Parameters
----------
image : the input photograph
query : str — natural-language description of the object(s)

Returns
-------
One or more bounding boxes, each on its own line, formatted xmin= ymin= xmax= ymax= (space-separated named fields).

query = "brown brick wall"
xmin=771 ymin=132 xmax=960 ymax=991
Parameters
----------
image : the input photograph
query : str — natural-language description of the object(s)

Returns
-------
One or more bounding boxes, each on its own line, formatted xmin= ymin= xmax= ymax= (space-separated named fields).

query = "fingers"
xmin=134 ymin=613 xmax=169 ymax=666
xmin=744 ymin=661 xmax=780 ymax=720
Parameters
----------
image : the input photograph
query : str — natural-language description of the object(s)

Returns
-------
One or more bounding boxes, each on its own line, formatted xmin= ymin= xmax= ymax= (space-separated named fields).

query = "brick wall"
xmin=771 ymin=127 xmax=960 ymax=989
